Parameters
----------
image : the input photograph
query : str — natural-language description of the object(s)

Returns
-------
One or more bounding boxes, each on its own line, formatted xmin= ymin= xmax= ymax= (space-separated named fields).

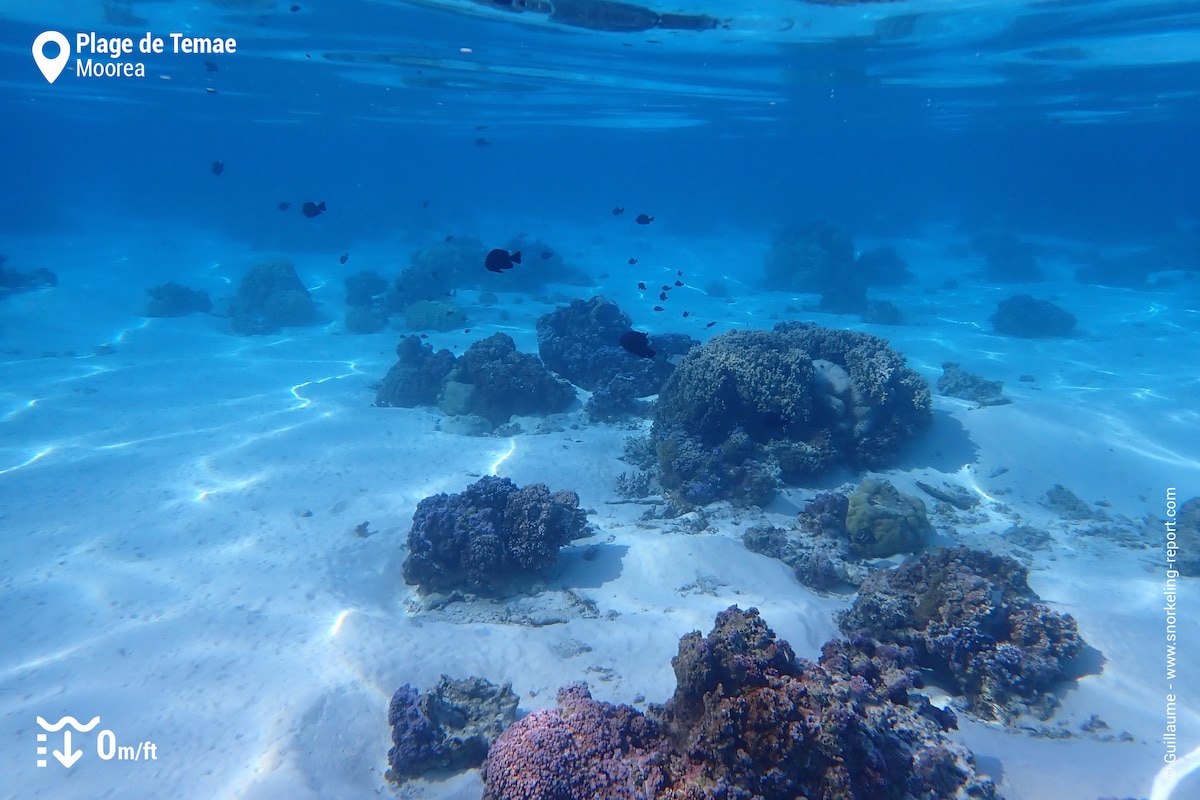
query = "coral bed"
xmin=482 ymin=606 xmax=998 ymax=800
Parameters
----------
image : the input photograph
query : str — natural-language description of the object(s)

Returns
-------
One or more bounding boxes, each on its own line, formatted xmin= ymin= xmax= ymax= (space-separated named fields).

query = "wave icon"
xmin=36 ymin=716 xmax=101 ymax=732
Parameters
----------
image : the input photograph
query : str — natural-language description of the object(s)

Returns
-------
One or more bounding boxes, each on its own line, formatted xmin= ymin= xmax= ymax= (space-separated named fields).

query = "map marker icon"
xmin=32 ymin=31 xmax=70 ymax=84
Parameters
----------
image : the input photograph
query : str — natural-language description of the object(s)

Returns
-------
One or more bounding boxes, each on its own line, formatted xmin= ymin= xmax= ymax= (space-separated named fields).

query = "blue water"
xmin=3 ymin=2 xmax=1199 ymax=799
xmin=4 ymin=1 xmax=1198 ymax=244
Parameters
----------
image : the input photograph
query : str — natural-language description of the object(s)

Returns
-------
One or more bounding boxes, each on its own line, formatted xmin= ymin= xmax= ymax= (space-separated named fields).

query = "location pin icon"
xmin=32 ymin=31 xmax=70 ymax=84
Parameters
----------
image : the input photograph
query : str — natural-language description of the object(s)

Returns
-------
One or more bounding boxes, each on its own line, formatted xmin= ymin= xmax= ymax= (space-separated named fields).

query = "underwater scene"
xmin=2 ymin=1 xmax=1198 ymax=798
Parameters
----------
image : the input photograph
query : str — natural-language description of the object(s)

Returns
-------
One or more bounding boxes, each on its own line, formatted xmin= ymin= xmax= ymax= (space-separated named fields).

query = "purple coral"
xmin=386 ymin=685 xmax=445 ymax=780
xmin=386 ymin=676 xmax=518 ymax=782
xmin=402 ymin=476 xmax=589 ymax=594
xmin=482 ymin=684 xmax=668 ymax=800
xmin=482 ymin=608 xmax=998 ymax=800
xmin=838 ymin=546 xmax=1085 ymax=721
xmin=658 ymin=610 xmax=995 ymax=800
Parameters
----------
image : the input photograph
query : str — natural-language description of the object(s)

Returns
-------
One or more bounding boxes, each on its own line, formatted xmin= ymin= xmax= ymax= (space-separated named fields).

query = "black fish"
xmin=682 ymin=311 xmax=690 ymax=318
xmin=278 ymin=201 xmax=290 ymax=211
xmin=652 ymin=305 xmax=664 ymax=312
xmin=659 ymin=291 xmax=667 ymax=301
xmin=204 ymin=61 xmax=218 ymax=72
xmin=628 ymin=257 xmax=638 ymax=265
xmin=302 ymin=201 xmax=326 ymax=218
xmin=541 ymin=251 xmax=554 ymax=260
xmin=211 ymin=160 xmax=224 ymax=176
xmin=637 ymin=281 xmax=647 ymax=290
xmin=674 ymin=280 xmax=684 ymax=287
xmin=339 ymin=253 xmax=348 ymax=265
xmin=706 ymin=321 xmax=716 ymax=328
xmin=474 ymin=137 xmax=490 ymax=147
xmin=635 ymin=213 xmax=654 ymax=225
xmin=619 ymin=330 xmax=655 ymax=359
xmin=484 ymin=248 xmax=521 ymax=273
xmin=612 ymin=206 xmax=624 ymax=215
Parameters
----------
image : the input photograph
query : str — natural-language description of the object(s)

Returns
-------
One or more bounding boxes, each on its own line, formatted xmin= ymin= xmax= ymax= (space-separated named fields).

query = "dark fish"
xmin=211 ymin=160 xmax=224 ymax=176
xmin=659 ymin=291 xmax=667 ymax=301
xmin=682 ymin=311 xmax=690 ymax=317
xmin=612 ymin=206 xmax=624 ymax=215
xmin=339 ymin=253 xmax=349 ymax=265
xmin=652 ymin=305 xmax=664 ymax=312
xmin=420 ymin=333 xmax=428 ymax=338
xmin=541 ymin=251 xmax=554 ymax=260
xmin=204 ymin=61 xmax=218 ymax=72
xmin=444 ymin=234 xmax=455 ymax=242
xmin=474 ymin=137 xmax=490 ymax=147
xmin=661 ymin=284 xmax=670 ymax=291
xmin=674 ymin=280 xmax=684 ymax=287
xmin=475 ymin=125 xmax=489 ymax=130
xmin=619 ymin=330 xmax=655 ymax=359
xmin=291 ymin=4 xmax=301 ymax=11
xmin=637 ymin=281 xmax=647 ymax=290
xmin=278 ymin=201 xmax=290 ymax=211
xmin=422 ymin=199 xmax=429 ymax=208
xmin=635 ymin=213 xmax=654 ymax=225
xmin=706 ymin=321 xmax=716 ymax=328
xmin=302 ymin=201 xmax=326 ymax=218
xmin=628 ymin=257 xmax=638 ymax=265
xmin=464 ymin=328 xmax=471 ymax=333
xmin=484 ymin=248 xmax=521 ymax=273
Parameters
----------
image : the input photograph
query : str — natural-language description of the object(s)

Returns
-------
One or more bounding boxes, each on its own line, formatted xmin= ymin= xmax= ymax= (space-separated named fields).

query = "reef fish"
xmin=635 ymin=213 xmax=654 ymax=225
xmin=619 ymin=330 xmax=655 ymax=359
xmin=211 ymin=160 xmax=224 ymax=176
xmin=339 ymin=253 xmax=349 ymax=265
xmin=612 ymin=206 xmax=625 ymax=215
xmin=485 ymin=248 xmax=521 ymax=273
xmin=302 ymin=201 xmax=326 ymax=218
xmin=277 ymin=201 xmax=290 ymax=211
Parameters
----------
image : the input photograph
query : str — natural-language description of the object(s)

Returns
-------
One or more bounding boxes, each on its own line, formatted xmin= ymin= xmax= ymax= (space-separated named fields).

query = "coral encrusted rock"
xmin=402 ymin=476 xmax=589 ymax=595
xmin=386 ymin=675 xmax=518 ymax=782
xmin=651 ymin=322 xmax=931 ymax=505
xmin=482 ymin=606 xmax=999 ymax=800
xmin=838 ymin=546 xmax=1086 ymax=721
